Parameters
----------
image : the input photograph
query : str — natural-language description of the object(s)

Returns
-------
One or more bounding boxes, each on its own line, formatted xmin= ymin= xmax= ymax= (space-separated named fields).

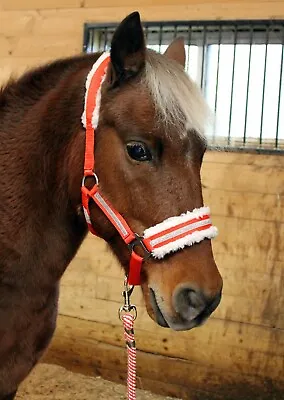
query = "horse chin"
xmin=149 ymin=288 xmax=170 ymax=328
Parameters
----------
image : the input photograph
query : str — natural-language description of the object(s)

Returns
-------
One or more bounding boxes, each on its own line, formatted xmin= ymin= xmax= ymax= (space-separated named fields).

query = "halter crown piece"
xmin=81 ymin=53 xmax=218 ymax=286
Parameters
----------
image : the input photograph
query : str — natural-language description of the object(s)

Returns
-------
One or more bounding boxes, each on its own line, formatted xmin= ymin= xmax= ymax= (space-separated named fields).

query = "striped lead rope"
xmin=122 ymin=313 xmax=137 ymax=400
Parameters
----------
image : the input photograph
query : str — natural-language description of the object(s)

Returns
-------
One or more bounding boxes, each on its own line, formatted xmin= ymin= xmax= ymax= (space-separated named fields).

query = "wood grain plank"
xmin=84 ymin=0 xmax=284 ymax=7
xmin=0 ymin=10 xmax=37 ymax=36
xmin=81 ymin=3 xmax=284 ymax=21
xmin=3 ymin=3 xmax=281 ymax=23
xmin=202 ymin=163 xmax=284 ymax=194
xmin=29 ymin=4 xmax=284 ymax=29
xmin=0 ymin=35 xmax=12 ymax=57
xmin=203 ymin=188 xmax=284 ymax=222
xmin=44 ymin=315 xmax=284 ymax=388
xmin=204 ymin=151 xmax=284 ymax=167
xmin=12 ymin=34 xmax=82 ymax=57
xmin=214 ymin=252 xmax=283 ymax=276
xmin=1 ymin=0 xmax=82 ymax=10
xmin=212 ymin=216 xmax=284 ymax=261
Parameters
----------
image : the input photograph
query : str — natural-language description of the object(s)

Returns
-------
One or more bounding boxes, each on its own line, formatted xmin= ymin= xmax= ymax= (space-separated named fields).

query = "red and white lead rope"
xmin=122 ymin=314 xmax=137 ymax=400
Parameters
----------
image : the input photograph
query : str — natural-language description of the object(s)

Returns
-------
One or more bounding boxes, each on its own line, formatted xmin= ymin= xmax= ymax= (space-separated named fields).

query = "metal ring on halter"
xmin=81 ymin=172 xmax=99 ymax=187
xmin=127 ymin=233 xmax=152 ymax=260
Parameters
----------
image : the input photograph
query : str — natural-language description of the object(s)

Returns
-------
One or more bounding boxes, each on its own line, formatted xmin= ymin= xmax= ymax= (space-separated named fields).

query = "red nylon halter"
xmin=81 ymin=54 xmax=218 ymax=286
xmin=81 ymin=54 xmax=148 ymax=285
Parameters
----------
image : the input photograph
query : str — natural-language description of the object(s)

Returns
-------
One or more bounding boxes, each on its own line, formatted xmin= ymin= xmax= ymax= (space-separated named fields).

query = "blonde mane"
xmin=142 ymin=49 xmax=209 ymax=139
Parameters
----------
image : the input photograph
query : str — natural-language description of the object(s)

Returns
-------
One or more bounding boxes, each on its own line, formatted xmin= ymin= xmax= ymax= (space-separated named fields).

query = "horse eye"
xmin=126 ymin=142 xmax=152 ymax=162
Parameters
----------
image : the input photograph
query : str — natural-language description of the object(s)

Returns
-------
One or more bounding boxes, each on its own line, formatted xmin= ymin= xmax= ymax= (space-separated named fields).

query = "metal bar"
xmin=83 ymin=23 xmax=89 ymax=52
xmin=186 ymin=24 xmax=192 ymax=72
xmin=103 ymin=27 xmax=108 ymax=50
xmin=259 ymin=24 xmax=269 ymax=146
xmin=96 ymin=29 xmax=102 ymax=52
xmin=90 ymin=28 xmax=94 ymax=52
xmin=275 ymin=24 xmax=284 ymax=149
xmin=158 ymin=24 xmax=163 ymax=52
xmin=227 ymin=25 xmax=238 ymax=145
xmin=144 ymin=25 xmax=149 ymax=44
xmin=213 ymin=24 xmax=222 ymax=143
xmin=200 ymin=25 xmax=207 ymax=89
xmin=243 ymin=26 xmax=253 ymax=145
xmin=173 ymin=24 xmax=178 ymax=39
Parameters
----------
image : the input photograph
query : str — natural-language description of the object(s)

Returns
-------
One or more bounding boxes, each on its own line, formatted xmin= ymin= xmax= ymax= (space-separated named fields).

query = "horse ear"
xmin=109 ymin=12 xmax=145 ymax=86
xmin=164 ymin=38 xmax=186 ymax=68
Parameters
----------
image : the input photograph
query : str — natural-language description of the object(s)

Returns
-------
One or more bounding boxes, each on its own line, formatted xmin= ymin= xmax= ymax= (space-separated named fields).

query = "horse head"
xmin=84 ymin=12 xmax=223 ymax=331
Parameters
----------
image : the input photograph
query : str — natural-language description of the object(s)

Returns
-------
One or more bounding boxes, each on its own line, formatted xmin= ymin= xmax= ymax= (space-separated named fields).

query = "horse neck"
xmin=0 ymin=55 xmax=99 ymax=287
xmin=31 ymin=59 xmax=98 ymax=278
xmin=0 ymin=54 xmax=99 ymax=122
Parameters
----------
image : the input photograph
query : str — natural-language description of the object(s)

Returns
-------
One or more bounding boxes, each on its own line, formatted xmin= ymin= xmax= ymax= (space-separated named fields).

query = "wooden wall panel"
xmin=89 ymin=3 xmax=284 ymax=21
xmin=202 ymin=163 xmax=284 ymax=194
xmin=0 ymin=11 xmax=36 ymax=36
xmin=1 ymin=1 xmax=284 ymax=19
xmin=44 ymin=315 xmax=284 ymax=399
xmin=203 ymin=189 xmax=284 ymax=222
xmin=212 ymin=217 xmax=284 ymax=260
xmin=0 ymin=0 xmax=82 ymax=10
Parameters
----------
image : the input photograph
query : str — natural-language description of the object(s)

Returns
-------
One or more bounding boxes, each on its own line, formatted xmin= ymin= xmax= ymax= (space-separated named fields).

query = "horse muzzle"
xmin=149 ymin=284 xmax=222 ymax=331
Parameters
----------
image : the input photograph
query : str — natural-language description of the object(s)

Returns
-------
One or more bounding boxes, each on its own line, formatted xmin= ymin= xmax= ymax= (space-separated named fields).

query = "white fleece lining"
xmin=149 ymin=217 xmax=212 ymax=247
xmin=150 ymin=226 xmax=218 ymax=259
xmin=81 ymin=52 xmax=110 ymax=129
xmin=91 ymin=72 xmax=107 ymax=129
xmin=143 ymin=207 xmax=218 ymax=259
xmin=143 ymin=206 xmax=210 ymax=238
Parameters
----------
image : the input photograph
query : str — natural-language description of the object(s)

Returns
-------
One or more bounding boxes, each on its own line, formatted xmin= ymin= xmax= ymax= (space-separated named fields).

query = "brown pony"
xmin=0 ymin=12 xmax=222 ymax=400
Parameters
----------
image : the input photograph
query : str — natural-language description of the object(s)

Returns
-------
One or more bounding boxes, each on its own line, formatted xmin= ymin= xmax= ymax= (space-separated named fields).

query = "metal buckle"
xmin=118 ymin=277 xmax=137 ymax=321
xmin=127 ymin=233 xmax=151 ymax=260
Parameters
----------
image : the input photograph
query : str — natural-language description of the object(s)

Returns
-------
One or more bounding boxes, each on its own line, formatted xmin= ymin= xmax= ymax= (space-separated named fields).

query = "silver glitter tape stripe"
xmin=93 ymin=192 xmax=128 ymax=237
xmin=83 ymin=207 xmax=92 ymax=224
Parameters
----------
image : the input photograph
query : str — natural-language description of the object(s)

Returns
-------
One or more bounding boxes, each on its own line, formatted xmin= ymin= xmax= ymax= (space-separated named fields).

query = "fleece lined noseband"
xmin=81 ymin=53 xmax=218 ymax=285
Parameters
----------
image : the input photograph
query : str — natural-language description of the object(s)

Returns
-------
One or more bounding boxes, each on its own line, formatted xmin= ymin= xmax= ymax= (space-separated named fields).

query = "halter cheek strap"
xmin=81 ymin=53 xmax=218 ymax=286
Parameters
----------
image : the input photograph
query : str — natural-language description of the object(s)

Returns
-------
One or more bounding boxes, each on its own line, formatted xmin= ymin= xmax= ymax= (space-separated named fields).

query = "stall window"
xmin=84 ymin=20 xmax=284 ymax=153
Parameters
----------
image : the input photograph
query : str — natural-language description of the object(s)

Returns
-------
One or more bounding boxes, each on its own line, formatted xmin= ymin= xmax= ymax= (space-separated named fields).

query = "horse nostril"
xmin=173 ymin=286 xmax=206 ymax=321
